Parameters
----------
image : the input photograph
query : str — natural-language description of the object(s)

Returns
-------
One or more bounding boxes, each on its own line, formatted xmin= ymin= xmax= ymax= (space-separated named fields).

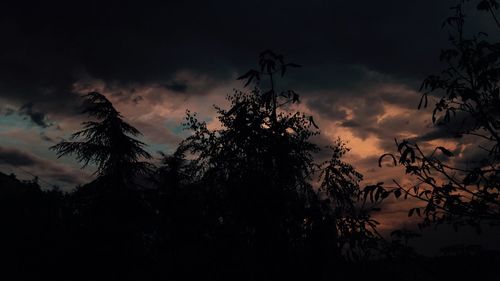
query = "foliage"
xmin=177 ymin=50 xmax=380 ymax=271
xmin=51 ymin=92 xmax=152 ymax=184
xmin=318 ymin=141 xmax=382 ymax=260
xmin=373 ymin=2 xmax=500 ymax=230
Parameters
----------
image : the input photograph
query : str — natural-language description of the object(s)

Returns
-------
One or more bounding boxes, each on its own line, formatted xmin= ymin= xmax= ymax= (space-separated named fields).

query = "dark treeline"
xmin=1 ymin=53 xmax=373 ymax=280
xmin=1 ymin=50 xmax=498 ymax=280
xmin=1 ymin=170 xmax=499 ymax=281
xmin=1 ymin=1 xmax=500 ymax=280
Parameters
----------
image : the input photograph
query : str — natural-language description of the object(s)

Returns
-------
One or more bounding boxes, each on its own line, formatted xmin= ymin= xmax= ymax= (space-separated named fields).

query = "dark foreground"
xmin=1 ymin=172 xmax=499 ymax=281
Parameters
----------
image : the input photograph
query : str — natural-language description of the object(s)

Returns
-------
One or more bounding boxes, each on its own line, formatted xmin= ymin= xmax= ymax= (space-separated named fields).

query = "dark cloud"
xmin=39 ymin=132 xmax=54 ymax=142
xmin=0 ymin=0 xmax=472 ymax=117
xmin=355 ymin=155 xmax=384 ymax=171
xmin=19 ymin=102 xmax=51 ymax=128
xmin=458 ymin=140 xmax=492 ymax=167
xmin=307 ymin=96 xmax=349 ymax=121
xmin=317 ymin=93 xmax=386 ymax=140
xmin=163 ymin=81 xmax=189 ymax=93
xmin=416 ymin=111 xmax=477 ymax=142
xmin=132 ymin=96 xmax=144 ymax=105
xmin=378 ymin=89 xmax=423 ymax=110
xmin=0 ymin=146 xmax=37 ymax=166
xmin=1 ymin=107 xmax=15 ymax=116
xmin=341 ymin=120 xmax=362 ymax=128
xmin=0 ymin=146 xmax=86 ymax=185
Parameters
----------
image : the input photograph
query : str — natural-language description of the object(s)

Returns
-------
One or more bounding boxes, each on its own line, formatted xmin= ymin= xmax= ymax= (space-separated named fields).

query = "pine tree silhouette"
xmin=51 ymin=91 xmax=152 ymax=186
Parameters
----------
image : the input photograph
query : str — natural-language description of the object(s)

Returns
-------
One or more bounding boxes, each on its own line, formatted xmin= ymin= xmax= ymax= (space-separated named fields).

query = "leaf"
xmin=225 ymin=103 xmax=243 ymax=117
xmin=418 ymin=93 xmax=428 ymax=109
xmin=244 ymin=75 xmax=255 ymax=87
xmin=281 ymin=65 xmax=287 ymax=77
xmin=408 ymin=208 xmax=415 ymax=217
xmin=363 ymin=185 xmax=375 ymax=202
xmin=400 ymin=149 xmax=410 ymax=164
xmin=378 ymin=153 xmax=397 ymax=167
xmin=463 ymin=171 xmax=480 ymax=185
xmin=380 ymin=191 xmax=389 ymax=199
xmin=397 ymin=140 xmax=407 ymax=152
xmin=237 ymin=70 xmax=253 ymax=80
xmin=309 ymin=116 xmax=319 ymax=129
xmin=437 ymin=146 xmax=454 ymax=157
xmin=237 ymin=70 xmax=259 ymax=87
xmin=394 ymin=189 xmax=402 ymax=199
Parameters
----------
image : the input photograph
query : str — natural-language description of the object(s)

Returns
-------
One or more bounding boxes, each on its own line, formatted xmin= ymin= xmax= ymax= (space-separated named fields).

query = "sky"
xmin=1 ymin=0 xmax=499 ymax=253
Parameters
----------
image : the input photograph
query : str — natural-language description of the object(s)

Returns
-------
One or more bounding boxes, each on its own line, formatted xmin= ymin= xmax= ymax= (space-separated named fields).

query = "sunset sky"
xmin=1 ymin=0 xmax=498 ymax=253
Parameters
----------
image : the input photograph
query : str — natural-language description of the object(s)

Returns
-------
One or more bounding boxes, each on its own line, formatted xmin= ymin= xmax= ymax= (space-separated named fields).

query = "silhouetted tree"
xmin=0 ymin=172 xmax=73 ymax=280
xmin=374 ymin=1 xmax=500 ymax=230
xmin=49 ymin=92 xmax=155 ymax=280
xmin=51 ymin=91 xmax=152 ymax=186
xmin=151 ymin=150 xmax=207 ymax=277
xmin=318 ymin=141 xmax=382 ymax=261
xmin=176 ymin=50 xmax=379 ymax=279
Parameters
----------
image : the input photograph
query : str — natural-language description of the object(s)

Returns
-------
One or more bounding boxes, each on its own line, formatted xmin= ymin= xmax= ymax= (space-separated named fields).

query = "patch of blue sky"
xmin=146 ymin=143 xmax=173 ymax=158
xmin=170 ymin=124 xmax=186 ymax=135
xmin=0 ymin=114 xmax=27 ymax=131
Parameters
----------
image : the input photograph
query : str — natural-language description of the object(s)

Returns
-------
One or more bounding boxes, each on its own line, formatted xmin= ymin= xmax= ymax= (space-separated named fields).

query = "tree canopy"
xmin=374 ymin=1 xmax=500 ymax=230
